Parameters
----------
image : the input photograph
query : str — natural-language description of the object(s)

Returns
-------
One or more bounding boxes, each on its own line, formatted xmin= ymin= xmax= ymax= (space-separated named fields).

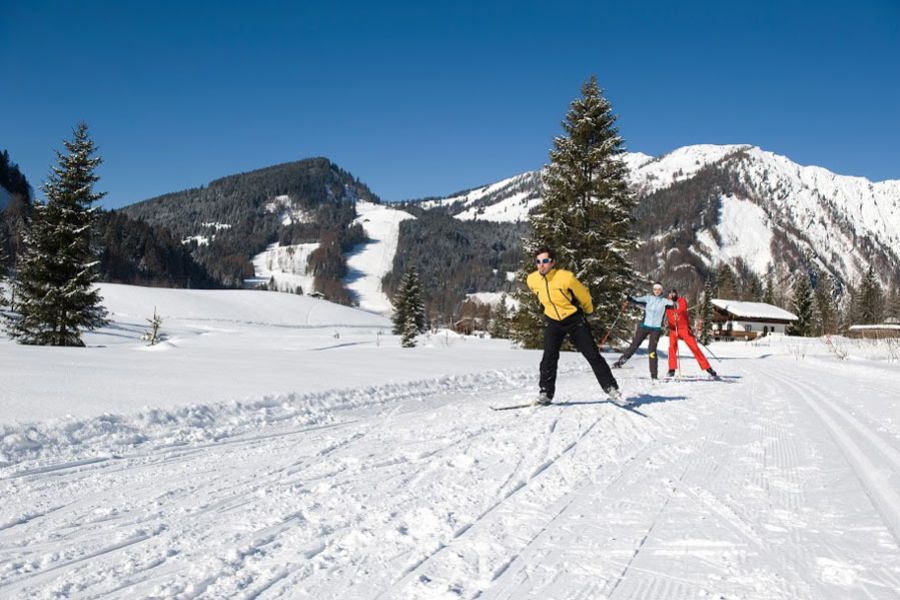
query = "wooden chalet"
xmin=710 ymin=299 xmax=798 ymax=341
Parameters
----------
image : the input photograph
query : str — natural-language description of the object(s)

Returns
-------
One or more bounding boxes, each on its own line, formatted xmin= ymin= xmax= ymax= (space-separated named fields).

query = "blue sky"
xmin=2 ymin=1 xmax=898 ymax=209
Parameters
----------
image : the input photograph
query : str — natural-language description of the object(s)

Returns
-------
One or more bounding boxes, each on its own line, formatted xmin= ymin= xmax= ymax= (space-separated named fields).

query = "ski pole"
xmin=673 ymin=310 xmax=682 ymax=378
xmin=599 ymin=300 xmax=629 ymax=348
xmin=698 ymin=339 xmax=722 ymax=363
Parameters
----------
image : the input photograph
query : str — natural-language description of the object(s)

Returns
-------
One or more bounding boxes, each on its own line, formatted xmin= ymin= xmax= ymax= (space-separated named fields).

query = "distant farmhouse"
xmin=710 ymin=299 xmax=798 ymax=341
xmin=847 ymin=319 xmax=900 ymax=339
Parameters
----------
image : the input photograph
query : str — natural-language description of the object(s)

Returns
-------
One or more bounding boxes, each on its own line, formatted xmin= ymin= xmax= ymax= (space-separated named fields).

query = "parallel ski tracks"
xmin=766 ymin=367 xmax=900 ymax=547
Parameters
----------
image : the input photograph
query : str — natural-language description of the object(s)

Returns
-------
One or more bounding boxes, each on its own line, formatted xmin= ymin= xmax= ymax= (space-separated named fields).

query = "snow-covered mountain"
xmin=419 ymin=144 xmax=900 ymax=288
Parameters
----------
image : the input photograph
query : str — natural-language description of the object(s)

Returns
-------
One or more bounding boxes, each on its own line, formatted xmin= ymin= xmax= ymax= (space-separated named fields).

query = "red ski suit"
xmin=666 ymin=297 xmax=710 ymax=371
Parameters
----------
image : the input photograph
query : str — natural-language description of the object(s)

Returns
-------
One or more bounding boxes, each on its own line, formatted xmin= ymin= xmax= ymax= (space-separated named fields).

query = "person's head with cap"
xmin=652 ymin=282 xmax=663 ymax=296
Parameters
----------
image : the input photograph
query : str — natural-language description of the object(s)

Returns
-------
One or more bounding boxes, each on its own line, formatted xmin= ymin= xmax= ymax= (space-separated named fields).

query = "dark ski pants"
xmin=539 ymin=313 xmax=618 ymax=399
xmin=618 ymin=324 xmax=662 ymax=378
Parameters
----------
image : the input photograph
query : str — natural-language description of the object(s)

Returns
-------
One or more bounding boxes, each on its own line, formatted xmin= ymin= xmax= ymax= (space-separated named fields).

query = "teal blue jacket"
xmin=629 ymin=295 xmax=675 ymax=330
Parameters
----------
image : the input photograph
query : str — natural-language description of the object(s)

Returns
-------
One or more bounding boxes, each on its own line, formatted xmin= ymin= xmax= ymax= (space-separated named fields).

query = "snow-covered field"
xmin=2 ymin=285 xmax=900 ymax=599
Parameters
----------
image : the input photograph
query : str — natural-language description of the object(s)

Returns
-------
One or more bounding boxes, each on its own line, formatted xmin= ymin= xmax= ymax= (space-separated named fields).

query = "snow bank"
xmin=0 ymin=367 xmax=560 ymax=466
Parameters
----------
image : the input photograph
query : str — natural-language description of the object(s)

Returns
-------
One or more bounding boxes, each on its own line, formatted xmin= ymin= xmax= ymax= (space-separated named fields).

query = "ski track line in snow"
xmin=765 ymin=367 xmax=900 ymax=547
xmin=379 ymin=408 xmax=615 ymax=596
xmin=6 ymin=357 xmax=900 ymax=598
xmin=1 ymin=371 xmax=558 ymax=598
xmin=482 ymin=429 xmax=713 ymax=599
xmin=385 ymin=374 xmax=713 ymax=598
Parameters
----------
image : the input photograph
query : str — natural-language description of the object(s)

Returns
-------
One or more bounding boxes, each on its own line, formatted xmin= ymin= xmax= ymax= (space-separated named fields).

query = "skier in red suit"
xmin=665 ymin=289 xmax=717 ymax=378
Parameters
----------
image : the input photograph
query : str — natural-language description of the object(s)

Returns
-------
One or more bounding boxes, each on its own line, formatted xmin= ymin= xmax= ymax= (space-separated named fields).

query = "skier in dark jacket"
xmin=526 ymin=246 xmax=622 ymax=405
xmin=613 ymin=282 xmax=674 ymax=379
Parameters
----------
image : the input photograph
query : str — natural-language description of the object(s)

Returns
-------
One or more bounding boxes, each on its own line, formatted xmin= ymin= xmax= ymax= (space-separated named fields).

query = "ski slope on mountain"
xmin=2 ymin=286 xmax=900 ymax=598
xmin=345 ymin=201 xmax=415 ymax=314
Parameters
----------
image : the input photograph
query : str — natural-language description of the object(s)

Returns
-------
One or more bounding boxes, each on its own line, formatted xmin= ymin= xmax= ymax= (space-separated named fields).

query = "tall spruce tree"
xmin=858 ymin=266 xmax=884 ymax=325
xmin=7 ymin=123 xmax=108 ymax=345
xmin=699 ymin=277 xmax=714 ymax=344
xmin=790 ymin=274 xmax=814 ymax=336
xmin=511 ymin=76 xmax=636 ymax=348
xmin=391 ymin=267 xmax=425 ymax=344
xmin=716 ymin=263 xmax=738 ymax=300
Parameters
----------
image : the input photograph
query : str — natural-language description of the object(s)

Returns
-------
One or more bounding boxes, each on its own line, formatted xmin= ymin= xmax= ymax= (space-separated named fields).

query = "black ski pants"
xmin=539 ymin=313 xmax=618 ymax=399
xmin=618 ymin=324 xmax=662 ymax=378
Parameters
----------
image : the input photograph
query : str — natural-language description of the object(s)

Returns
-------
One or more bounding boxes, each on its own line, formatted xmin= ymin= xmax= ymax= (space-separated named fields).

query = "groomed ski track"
xmin=2 ymin=351 xmax=899 ymax=598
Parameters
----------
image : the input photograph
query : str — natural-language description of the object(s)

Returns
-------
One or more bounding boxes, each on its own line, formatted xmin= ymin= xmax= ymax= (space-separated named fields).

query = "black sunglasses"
xmin=534 ymin=258 xmax=553 ymax=264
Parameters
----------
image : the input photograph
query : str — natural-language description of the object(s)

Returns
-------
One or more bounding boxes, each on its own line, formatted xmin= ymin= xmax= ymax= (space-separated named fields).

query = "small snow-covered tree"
xmin=488 ymin=294 xmax=511 ymax=339
xmin=141 ymin=307 xmax=164 ymax=345
xmin=511 ymin=76 xmax=636 ymax=348
xmin=7 ymin=123 xmax=108 ymax=345
xmin=790 ymin=274 xmax=814 ymax=336
xmin=392 ymin=267 xmax=425 ymax=344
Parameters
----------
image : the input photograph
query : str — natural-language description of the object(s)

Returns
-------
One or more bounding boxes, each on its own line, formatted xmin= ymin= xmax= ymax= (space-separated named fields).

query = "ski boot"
xmin=605 ymin=387 xmax=626 ymax=406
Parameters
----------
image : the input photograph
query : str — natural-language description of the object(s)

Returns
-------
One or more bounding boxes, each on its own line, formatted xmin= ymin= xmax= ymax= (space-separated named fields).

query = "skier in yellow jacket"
xmin=526 ymin=246 xmax=623 ymax=405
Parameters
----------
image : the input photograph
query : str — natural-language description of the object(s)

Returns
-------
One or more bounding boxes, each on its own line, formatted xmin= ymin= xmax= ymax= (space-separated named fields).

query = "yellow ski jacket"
xmin=526 ymin=269 xmax=594 ymax=321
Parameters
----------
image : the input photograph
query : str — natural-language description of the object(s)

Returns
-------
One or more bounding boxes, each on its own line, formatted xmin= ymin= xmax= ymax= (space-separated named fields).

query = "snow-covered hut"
xmin=847 ymin=323 xmax=900 ymax=339
xmin=710 ymin=299 xmax=798 ymax=340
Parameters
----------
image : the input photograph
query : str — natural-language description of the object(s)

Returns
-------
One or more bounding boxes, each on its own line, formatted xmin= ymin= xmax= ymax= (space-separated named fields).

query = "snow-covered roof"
xmin=848 ymin=324 xmax=900 ymax=331
xmin=712 ymin=299 xmax=798 ymax=321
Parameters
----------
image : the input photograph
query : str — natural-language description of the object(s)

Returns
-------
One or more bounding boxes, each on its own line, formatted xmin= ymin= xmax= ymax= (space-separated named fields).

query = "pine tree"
xmin=840 ymin=284 xmax=860 ymax=332
xmin=489 ymin=294 xmax=511 ymax=339
xmin=715 ymin=263 xmax=738 ymax=300
xmin=400 ymin=307 xmax=419 ymax=348
xmin=886 ymin=286 xmax=900 ymax=322
xmin=699 ymin=277 xmax=714 ymax=344
xmin=812 ymin=273 xmax=837 ymax=335
xmin=858 ymin=265 xmax=884 ymax=325
xmin=6 ymin=123 xmax=108 ymax=345
xmin=762 ymin=269 xmax=776 ymax=305
xmin=392 ymin=267 xmax=425 ymax=343
xmin=0 ymin=233 xmax=8 ymax=310
xmin=790 ymin=274 xmax=814 ymax=336
xmin=511 ymin=76 xmax=636 ymax=348
xmin=745 ymin=273 xmax=763 ymax=302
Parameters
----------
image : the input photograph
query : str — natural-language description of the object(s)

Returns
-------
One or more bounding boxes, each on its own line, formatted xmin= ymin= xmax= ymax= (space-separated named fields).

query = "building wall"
xmin=712 ymin=320 xmax=788 ymax=337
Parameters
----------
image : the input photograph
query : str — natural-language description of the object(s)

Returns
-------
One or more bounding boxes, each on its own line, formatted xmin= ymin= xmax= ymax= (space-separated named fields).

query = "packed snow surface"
xmin=2 ymin=285 xmax=899 ymax=598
